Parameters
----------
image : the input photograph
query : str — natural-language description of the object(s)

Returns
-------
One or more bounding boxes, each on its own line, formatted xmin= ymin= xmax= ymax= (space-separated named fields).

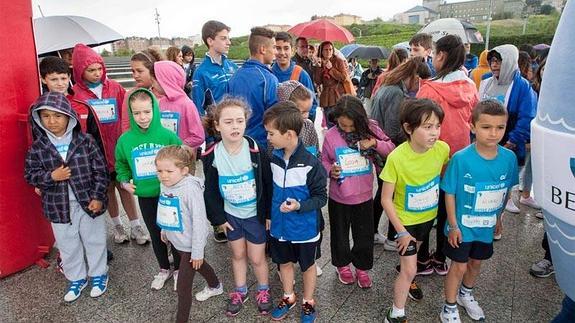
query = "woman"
xmin=371 ymin=47 xmax=409 ymax=97
xmin=166 ymin=46 xmax=184 ymax=67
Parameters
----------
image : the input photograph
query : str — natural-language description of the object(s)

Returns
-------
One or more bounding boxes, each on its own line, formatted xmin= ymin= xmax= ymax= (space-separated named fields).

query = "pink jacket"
xmin=154 ymin=61 xmax=205 ymax=148
xmin=321 ymin=120 xmax=395 ymax=205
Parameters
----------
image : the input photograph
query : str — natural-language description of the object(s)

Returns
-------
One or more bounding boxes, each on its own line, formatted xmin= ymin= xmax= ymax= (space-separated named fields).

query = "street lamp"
xmin=485 ymin=0 xmax=493 ymax=51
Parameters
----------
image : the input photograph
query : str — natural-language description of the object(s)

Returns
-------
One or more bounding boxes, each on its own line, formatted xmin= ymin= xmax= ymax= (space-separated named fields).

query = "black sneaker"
xmin=408 ymin=281 xmax=423 ymax=301
xmin=394 ymin=262 xmax=433 ymax=276
xmin=107 ymin=249 xmax=114 ymax=261
xmin=213 ymin=226 xmax=228 ymax=243
xmin=384 ymin=308 xmax=407 ymax=323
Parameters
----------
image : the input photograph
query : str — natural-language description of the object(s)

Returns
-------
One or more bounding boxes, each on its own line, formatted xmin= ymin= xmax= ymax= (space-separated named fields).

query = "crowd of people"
xmin=27 ymin=18 xmax=560 ymax=323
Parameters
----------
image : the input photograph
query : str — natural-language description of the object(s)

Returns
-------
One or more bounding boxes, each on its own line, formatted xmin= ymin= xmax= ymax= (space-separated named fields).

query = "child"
xmin=409 ymin=33 xmax=436 ymax=77
xmin=151 ymin=60 xmax=205 ymax=148
xmin=263 ymin=102 xmax=327 ymax=322
xmin=25 ymin=92 xmax=110 ymax=302
xmin=439 ymin=100 xmax=518 ymax=322
xmin=115 ymin=89 xmax=182 ymax=290
xmin=381 ymin=98 xmax=449 ymax=323
xmin=201 ymin=97 xmax=273 ymax=316
xmin=322 ymin=95 xmax=394 ymax=288
xmin=71 ymin=44 xmax=148 ymax=245
xmin=155 ymin=146 xmax=223 ymax=323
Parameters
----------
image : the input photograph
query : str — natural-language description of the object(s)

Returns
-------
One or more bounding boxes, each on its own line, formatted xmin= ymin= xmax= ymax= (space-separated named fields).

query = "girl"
xmin=166 ymin=46 xmax=184 ymax=67
xmin=417 ymin=34 xmax=478 ymax=276
xmin=155 ymin=146 xmax=222 ymax=323
xmin=321 ymin=95 xmax=395 ymax=288
xmin=201 ymin=97 xmax=273 ymax=316
xmin=381 ymin=99 xmax=449 ymax=323
xmin=371 ymin=47 xmax=409 ymax=97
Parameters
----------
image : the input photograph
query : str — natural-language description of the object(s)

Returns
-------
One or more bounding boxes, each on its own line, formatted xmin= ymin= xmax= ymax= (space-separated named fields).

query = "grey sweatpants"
xmin=51 ymin=200 xmax=107 ymax=281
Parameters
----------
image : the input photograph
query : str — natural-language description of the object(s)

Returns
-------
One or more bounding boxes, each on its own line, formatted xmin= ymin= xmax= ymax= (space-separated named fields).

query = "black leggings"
xmin=138 ymin=196 xmax=181 ymax=270
xmin=373 ymin=178 xmax=397 ymax=239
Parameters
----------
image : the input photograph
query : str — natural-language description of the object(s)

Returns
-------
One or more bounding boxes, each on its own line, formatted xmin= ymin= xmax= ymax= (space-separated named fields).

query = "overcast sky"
xmin=31 ymin=0 xmax=466 ymax=38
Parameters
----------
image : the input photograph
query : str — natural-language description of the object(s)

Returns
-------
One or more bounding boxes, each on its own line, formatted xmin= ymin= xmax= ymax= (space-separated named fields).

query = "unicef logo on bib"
xmin=219 ymin=170 xmax=257 ymax=207
xmin=405 ymin=176 xmax=440 ymax=212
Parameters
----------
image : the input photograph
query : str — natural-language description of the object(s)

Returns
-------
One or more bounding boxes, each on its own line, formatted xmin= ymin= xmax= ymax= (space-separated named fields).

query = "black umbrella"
xmin=346 ymin=46 xmax=389 ymax=59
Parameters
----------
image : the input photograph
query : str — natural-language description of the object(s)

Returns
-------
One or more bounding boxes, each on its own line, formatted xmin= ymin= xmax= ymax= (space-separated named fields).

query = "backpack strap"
xmin=290 ymin=65 xmax=303 ymax=81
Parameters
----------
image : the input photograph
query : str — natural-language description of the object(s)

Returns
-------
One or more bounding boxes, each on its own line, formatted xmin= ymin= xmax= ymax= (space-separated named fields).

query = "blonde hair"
xmin=155 ymin=145 xmax=197 ymax=175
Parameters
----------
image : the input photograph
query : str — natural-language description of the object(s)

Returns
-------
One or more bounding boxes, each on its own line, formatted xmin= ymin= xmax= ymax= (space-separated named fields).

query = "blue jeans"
xmin=521 ymin=152 xmax=533 ymax=192
xmin=552 ymin=296 xmax=575 ymax=323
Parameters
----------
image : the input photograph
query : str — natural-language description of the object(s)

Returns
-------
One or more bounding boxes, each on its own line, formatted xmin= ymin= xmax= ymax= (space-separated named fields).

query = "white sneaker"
xmin=493 ymin=233 xmax=502 ymax=241
xmin=439 ymin=306 xmax=462 ymax=323
xmin=383 ymin=239 xmax=397 ymax=251
xmin=316 ymin=264 xmax=323 ymax=276
xmin=151 ymin=269 xmax=172 ymax=290
xmin=374 ymin=233 xmax=387 ymax=245
xmin=195 ymin=283 xmax=224 ymax=301
xmin=535 ymin=211 xmax=544 ymax=219
xmin=63 ymin=279 xmax=88 ymax=302
xmin=520 ymin=196 xmax=541 ymax=209
xmin=457 ymin=293 xmax=485 ymax=321
xmin=113 ymin=225 xmax=129 ymax=244
xmin=173 ymin=270 xmax=179 ymax=291
xmin=505 ymin=199 xmax=520 ymax=214
xmin=130 ymin=225 xmax=150 ymax=245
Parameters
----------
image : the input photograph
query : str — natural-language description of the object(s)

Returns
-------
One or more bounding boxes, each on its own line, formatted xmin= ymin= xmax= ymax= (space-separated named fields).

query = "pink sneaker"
xmin=336 ymin=266 xmax=355 ymax=285
xmin=356 ymin=269 xmax=372 ymax=288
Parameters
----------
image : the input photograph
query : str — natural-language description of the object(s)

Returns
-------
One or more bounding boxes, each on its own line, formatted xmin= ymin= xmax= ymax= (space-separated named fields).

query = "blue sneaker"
xmin=301 ymin=302 xmax=317 ymax=323
xmin=89 ymin=274 xmax=108 ymax=298
xmin=271 ymin=295 xmax=296 ymax=321
xmin=64 ymin=278 xmax=88 ymax=302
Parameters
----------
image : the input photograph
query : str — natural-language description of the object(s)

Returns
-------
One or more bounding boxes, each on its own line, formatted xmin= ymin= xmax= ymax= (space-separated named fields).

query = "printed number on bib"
xmin=461 ymin=214 xmax=497 ymax=228
xmin=157 ymin=195 xmax=183 ymax=232
xmin=335 ymin=147 xmax=371 ymax=176
xmin=161 ymin=111 xmax=180 ymax=134
xmin=473 ymin=182 xmax=507 ymax=213
xmin=87 ymin=98 xmax=118 ymax=123
xmin=405 ymin=176 xmax=440 ymax=212
xmin=131 ymin=147 xmax=161 ymax=180
xmin=219 ymin=170 xmax=257 ymax=206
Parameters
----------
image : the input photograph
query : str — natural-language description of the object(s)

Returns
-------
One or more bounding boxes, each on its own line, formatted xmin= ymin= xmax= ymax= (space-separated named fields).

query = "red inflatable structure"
xmin=0 ymin=0 xmax=54 ymax=278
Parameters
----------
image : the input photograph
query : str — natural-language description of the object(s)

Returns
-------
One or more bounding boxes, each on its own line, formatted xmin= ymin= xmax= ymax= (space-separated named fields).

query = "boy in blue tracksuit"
xmin=263 ymin=103 xmax=327 ymax=323
xmin=192 ymin=20 xmax=238 ymax=115
xmin=229 ymin=27 xmax=279 ymax=150
xmin=271 ymin=31 xmax=318 ymax=122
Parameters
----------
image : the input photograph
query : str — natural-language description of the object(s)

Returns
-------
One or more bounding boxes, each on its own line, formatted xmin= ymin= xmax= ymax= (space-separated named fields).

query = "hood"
xmin=478 ymin=50 xmax=489 ymax=68
xmin=488 ymin=44 xmax=519 ymax=86
xmin=162 ymin=174 xmax=204 ymax=193
xmin=420 ymin=71 xmax=477 ymax=109
xmin=154 ymin=61 xmax=186 ymax=101
xmin=126 ymin=88 xmax=163 ymax=134
xmin=29 ymin=92 xmax=79 ymax=140
xmin=72 ymin=43 xmax=107 ymax=90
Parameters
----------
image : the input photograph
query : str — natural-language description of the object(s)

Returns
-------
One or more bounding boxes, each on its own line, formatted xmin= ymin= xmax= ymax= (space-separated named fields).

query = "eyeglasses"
xmin=489 ymin=57 xmax=501 ymax=64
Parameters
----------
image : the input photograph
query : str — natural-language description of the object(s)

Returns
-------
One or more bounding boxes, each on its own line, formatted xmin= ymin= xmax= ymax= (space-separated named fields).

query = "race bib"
xmin=405 ymin=176 xmax=440 ymax=212
xmin=160 ymin=111 xmax=180 ymax=134
xmin=157 ymin=195 xmax=183 ymax=232
xmin=87 ymin=98 xmax=118 ymax=123
xmin=131 ymin=147 xmax=161 ymax=180
xmin=219 ymin=170 xmax=257 ymax=206
xmin=473 ymin=182 xmax=508 ymax=213
xmin=461 ymin=214 xmax=497 ymax=228
xmin=336 ymin=147 xmax=371 ymax=177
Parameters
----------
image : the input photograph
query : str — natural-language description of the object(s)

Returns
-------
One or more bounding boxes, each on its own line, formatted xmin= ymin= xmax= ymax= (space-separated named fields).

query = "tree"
xmin=540 ymin=4 xmax=557 ymax=15
xmin=100 ymin=49 xmax=111 ymax=57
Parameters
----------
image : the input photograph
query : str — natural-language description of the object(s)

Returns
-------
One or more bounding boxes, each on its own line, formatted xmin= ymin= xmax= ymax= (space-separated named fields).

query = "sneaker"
xmin=64 ymin=278 xmax=88 ymax=302
xmin=505 ymin=199 xmax=520 ymax=214
xmin=374 ymin=233 xmax=387 ymax=245
xmin=271 ymin=295 xmax=296 ymax=320
xmin=439 ymin=305 xmax=461 ymax=323
xmin=336 ymin=266 xmax=355 ymax=285
xmin=173 ymin=270 xmax=179 ymax=291
xmin=356 ymin=269 xmax=372 ymax=289
xmin=195 ymin=283 xmax=224 ymax=301
xmin=520 ymin=196 xmax=541 ymax=209
xmin=384 ymin=308 xmax=407 ymax=323
xmin=417 ymin=261 xmax=434 ymax=276
xmin=493 ymin=233 xmax=502 ymax=241
xmin=316 ymin=264 xmax=323 ymax=277
xmin=107 ymin=249 xmax=114 ymax=261
xmin=431 ymin=256 xmax=449 ymax=276
xmin=226 ymin=291 xmax=248 ymax=317
xmin=535 ymin=211 xmax=544 ymax=219
xmin=457 ymin=293 xmax=485 ymax=321
xmin=113 ymin=224 xmax=129 ymax=244
xmin=301 ymin=302 xmax=317 ymax=323
xmin=213 ymin=226 xmax=228 ymax=243
xmin=530 ymin=259 xmax=555 ymax=278
xmin=151 ymin=269 xmax=172 ymax=290
xmin=383 ymin=239 xmax=397 ymax=252
xmin=89 ymin=274 xmax=108 ymax=298
xmin=408 ymin=281 xmax=423 ymax=301
xmin=256 ymin=289 xmax=273 ymax=315
xmin=130 ymin=225 xmax=150 ymax=245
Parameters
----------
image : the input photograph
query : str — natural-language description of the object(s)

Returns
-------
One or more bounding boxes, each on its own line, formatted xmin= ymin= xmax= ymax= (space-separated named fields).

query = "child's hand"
xmin=34 ymin=187 xmax=42 ymax=196
xmin=397 ymin=234 xmax=416 ymax=255
xmin=280 ymin=198 xmax=300 ymax=213
xmin=330 ymin=164 xmax=342 ymax=179
xmin=88 ymin=200 xmax=103 ymax=213
xmin=121 ymin=182 xmax=136 ymax=194
xmin=265 ymin=219 xmax=271 ymax=231
xmin=160 ymin=230 xmax=168 ymax=243
xmin=359 ymin=138 xmax=376 ymax=150
xmin=190 ymin=258 xmax=204 ymax=270
xmin=51 ymin=165 xmax=71 ymax=181
xmin=448 ymin=228 xmax=462 ymax=248
xmin=219 ymin=222 xmax=234 ymax=235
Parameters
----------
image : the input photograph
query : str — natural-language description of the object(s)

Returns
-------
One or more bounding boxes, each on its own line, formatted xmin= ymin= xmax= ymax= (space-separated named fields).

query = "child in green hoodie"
xmin=115 ymin=88 xmax=182 ymax=290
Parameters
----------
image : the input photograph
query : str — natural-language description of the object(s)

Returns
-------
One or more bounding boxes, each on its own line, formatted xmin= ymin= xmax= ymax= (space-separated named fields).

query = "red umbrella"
xmin=288 ymin=19 xmax=355 ymax=44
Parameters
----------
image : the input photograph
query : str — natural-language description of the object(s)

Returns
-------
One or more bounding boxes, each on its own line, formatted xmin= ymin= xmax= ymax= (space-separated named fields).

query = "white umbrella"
xmin=34 ymin=15 xmax=123 ymax=55
xmin=418 ymin=18 xmax=483 ymax=44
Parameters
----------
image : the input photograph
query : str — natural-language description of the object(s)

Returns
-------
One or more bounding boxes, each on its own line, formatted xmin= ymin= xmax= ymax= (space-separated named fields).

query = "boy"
xmin=409 ymin=33 xmax=436 ymax=77
xmin=271 ymin=32 xmax=318 ymax=121
xmin=263 ymin=103 xmax=327 ymax=323
xmin=439 ymin=100 xmax=518 ymax=323
xmin=25 ymin=92 xmax=110 ymax=302
xmin=192 ymin=20 xmax=239 ymax=115
xmin=229 ymin=26 xmax=279 ymax=150
xmin=71 ymin=44 xmax=149 ymax=245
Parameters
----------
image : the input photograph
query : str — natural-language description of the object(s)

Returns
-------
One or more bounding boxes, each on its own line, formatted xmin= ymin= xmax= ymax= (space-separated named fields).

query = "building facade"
xmin=394 ymin=5 xmax=440 ymax=24
xmin=333 ymin=13 xmax=363 ymax=26
xmin=422 ymin=0 xmax=526 ymax=22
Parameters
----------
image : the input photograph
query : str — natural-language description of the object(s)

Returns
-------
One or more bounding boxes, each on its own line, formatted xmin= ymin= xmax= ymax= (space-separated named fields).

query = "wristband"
xmin=448 ymin=225 xmax=460 ymax=232
xmin=394 ymin=231 xmax=409 ymax=239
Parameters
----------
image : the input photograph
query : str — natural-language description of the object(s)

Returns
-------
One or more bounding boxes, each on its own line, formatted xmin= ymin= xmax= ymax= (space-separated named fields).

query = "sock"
xmin=302 ymin=298 xmax=315 ymax=306
xmin=459 ymin=284 xmax=473 ymax=297
xmin=283 ymin=292 xmax=295 ymax=301
xmin=444 ymin=301 xmax=457 ymax=311
xmin=130 ymin=219 xmax=141 ymax=228
xmin=235 ymin=285 xmax=248 ymax=295
xmin=391 ymin=304 xmax=405 ymax=318
xmin=257 ymin=284 xmax=269 ymax=291
xmin=111 ymin=216 xmax=122 ymax=226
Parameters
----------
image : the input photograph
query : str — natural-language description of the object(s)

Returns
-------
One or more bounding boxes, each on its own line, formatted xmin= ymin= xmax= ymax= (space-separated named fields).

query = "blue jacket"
xmin=229 ymin=59 xmax=278 ymax=149
xmin=271 ymin=61 xmax=318 ymax=120
xmin=269 ymin=141 xmax=327 ymax=242
xmin=192 ymin=53 xmax=238 ymax=115
xmin=464 ymin=54 xmax=479 ymax=71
